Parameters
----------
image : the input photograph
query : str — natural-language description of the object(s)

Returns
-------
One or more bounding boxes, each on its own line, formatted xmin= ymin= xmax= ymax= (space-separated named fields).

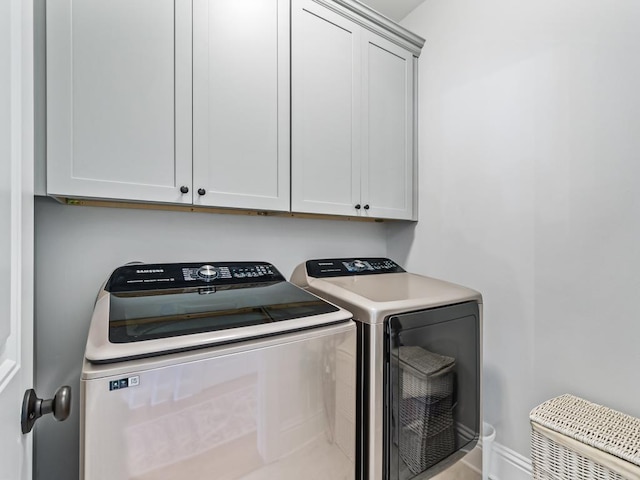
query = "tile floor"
xmin=431 ymin=461 xmax=481 ymax=480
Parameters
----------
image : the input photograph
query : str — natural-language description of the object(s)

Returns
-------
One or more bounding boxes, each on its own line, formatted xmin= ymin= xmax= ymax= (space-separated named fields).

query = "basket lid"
xmin=530 ymin=394 xmax=640 ymax=467
xmin=398 ymin=346 xmax=455 ymax=377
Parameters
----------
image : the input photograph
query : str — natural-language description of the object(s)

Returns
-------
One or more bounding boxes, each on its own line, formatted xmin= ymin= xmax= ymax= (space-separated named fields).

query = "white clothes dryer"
xmin=292 ymin=258 xmax=482 ymax=480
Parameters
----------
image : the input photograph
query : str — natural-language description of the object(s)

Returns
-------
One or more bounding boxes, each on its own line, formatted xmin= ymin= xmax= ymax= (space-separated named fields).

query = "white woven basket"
xmin=530 ymin=394 xmax=640 ymax=480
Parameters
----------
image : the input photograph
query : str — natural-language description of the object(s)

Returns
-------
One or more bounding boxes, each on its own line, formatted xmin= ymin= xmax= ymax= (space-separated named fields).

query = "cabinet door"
xmin=193 ymin=0 xmax=290 ymax=211
xmin=46 ymin=0 xmax=192 ymax=204
xmin=361 ymin=32 xmax=415 ymax=220
xmin=291 ymin=0 xmax=362 ymax=216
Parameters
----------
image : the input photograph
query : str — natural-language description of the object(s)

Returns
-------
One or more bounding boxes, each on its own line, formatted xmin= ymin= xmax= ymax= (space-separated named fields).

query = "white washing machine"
xmin=292 ymin=258 xmax=482 ymax=480
xmin=81 ymin=261 xmax=356 ymax=480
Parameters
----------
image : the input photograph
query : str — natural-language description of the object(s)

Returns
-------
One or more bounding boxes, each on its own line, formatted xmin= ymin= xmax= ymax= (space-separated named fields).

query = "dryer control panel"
xmin=306 ymin=258 xmax=405 ymax=278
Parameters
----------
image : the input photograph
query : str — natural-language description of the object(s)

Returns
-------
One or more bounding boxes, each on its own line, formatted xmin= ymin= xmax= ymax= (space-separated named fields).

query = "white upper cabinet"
xmin=47 ymin=0 xmax=289 ymax=210
xmin=46 ymin=0 xmax=424 ymax=218
xmin=46 ymin=0 xmax=193 ymax=204
xmin=291 ymin=0 xmax=361 ymax=217
xmin=193 ymin=0 xmax=290 ymax=211
xmin=291 ymin=0 xmax=421 ymax=220
xmin=361 ymin=31 xmax=414 ymax=220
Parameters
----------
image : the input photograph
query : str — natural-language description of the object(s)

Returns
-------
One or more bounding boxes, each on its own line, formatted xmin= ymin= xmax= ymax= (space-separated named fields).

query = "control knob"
xmin=351 ymin=260 xmax=367 ymax=272
xmin=197 ymin=265 xmax=219 ymax=281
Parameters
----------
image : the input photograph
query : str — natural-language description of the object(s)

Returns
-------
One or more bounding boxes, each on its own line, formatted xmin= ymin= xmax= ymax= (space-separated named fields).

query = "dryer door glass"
xmin=385 ymin=302 xmax=480 ymax=480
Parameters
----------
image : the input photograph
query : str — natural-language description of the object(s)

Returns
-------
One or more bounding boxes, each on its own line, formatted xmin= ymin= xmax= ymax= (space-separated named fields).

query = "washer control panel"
xmin=181 ymin=263 xmax=277 ymax=282
xmin=106 ymin=262 xmax=283 ymax=292
xmin=306 ymin=258 xmax=405 ymax=278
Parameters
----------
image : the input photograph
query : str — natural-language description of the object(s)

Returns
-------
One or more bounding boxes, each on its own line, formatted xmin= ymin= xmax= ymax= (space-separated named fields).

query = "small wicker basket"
xmin=529 ymin=394 xmax=640 ymax=480
xmin=396 ymin=346 xmax=456 ymax=474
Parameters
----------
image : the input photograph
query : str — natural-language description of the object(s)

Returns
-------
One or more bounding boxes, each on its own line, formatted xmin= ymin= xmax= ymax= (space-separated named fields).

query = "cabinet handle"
xmin=197 ymin=188 xmax=206 ymax=196
xmin=355 ymin=204 xmax=361 ymax=210
xmin=364 ymin=204 xmax=370 ymax=210
xmin=180 ymin=186 xmax=189 ymax=194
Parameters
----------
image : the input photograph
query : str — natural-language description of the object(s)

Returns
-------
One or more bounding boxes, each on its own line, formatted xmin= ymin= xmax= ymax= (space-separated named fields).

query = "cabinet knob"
xmin=180 ymin=186 xmax=189 ymax=194
xmin=197 ymin=188 xmax=206 ymax=196
xmin=364 ymin=204 xmax=370 ymax=210
xmin=355 ymin=204 xmax=361 ymax=210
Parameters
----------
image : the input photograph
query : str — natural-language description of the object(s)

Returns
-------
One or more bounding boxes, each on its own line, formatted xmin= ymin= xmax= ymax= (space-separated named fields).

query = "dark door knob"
xmin=180 ymin=186 xmax=189 ymax=194
xmin=355 ymin=204 xmax=361 ymax=210
xmin=21 ymin=386 xmax=71 ymax=434
xmin=364 ymin=204 xmax=370 ymax=210
xmin=197 ymin=188 xmax=206 ymax=196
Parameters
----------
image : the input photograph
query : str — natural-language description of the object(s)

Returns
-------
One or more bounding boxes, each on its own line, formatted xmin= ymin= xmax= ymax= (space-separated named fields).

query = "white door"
xmin=291 ymin=0 xmax=362 ymax=216
xmin=0 ymin=0 xmax=34 ymax=478
xmin=193 ymin=0 xmax=290 ymax=212
xmin=361 ymin=31 xmax=415 ymax=220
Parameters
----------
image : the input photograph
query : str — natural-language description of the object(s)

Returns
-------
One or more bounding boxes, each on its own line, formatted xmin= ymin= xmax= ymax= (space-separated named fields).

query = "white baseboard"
xmin=487 ymin=441 xmax=532 ymax=480
xmin=462 ymin=440 xmax=533 ymax=480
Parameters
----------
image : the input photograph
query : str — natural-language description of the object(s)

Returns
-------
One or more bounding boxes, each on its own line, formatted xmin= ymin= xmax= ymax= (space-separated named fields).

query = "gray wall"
xmin=36 ymin=0 xmax=640 ymax=478
xmin=34 ymin=197 xmax=387 ymax=479
xmin=395 ymin=0 xmax=640 ymax=473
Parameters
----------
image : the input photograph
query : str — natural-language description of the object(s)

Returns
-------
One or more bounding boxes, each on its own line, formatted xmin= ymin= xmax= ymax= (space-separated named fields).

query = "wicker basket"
xmin=401 ymin=420 xmax=456 ymax=474
xmin=399 ymin=346 xmax=455 ymax=399
xmin=396 ymin=346 xmax=456 ymax=474
xmin=530 ymin=394 xmax=640 ymax=480
xmin=400 ymin=394 xmax=454 ymax=432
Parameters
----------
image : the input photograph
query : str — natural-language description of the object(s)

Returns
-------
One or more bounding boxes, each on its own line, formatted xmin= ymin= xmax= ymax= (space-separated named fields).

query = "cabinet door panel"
xmin=193 ymin=0 xmax=289 ymax=211
xmin=362 ymin=33 xmax=414 ymax=220
xmin=46 ymin=0 xmax=192 ymax=203
xmin=291 ymin=0 xmax=361 ymax=216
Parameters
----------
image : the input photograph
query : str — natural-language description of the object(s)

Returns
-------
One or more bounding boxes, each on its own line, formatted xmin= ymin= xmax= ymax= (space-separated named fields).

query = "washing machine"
xmin=291 ymin=258 xmax=482 ymax=480
xmin=80 ymin=261 xmax=357 ymax=480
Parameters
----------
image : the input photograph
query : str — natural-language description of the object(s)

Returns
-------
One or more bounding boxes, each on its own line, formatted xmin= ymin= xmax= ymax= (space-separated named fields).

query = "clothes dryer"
xmin=292 ymin=258 xmax=482 ymax=480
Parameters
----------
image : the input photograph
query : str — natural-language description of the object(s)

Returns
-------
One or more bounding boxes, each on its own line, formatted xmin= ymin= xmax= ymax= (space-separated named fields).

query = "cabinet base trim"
xmin=52 ymin=196 xmax=399 ymax=223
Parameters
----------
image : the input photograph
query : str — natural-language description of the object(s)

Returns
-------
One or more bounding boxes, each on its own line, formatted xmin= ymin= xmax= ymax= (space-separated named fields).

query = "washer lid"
xmin=108 ymin=281 xmax=340 ymax=344
xmin=85 ymin=262 xmax=351 ymax=363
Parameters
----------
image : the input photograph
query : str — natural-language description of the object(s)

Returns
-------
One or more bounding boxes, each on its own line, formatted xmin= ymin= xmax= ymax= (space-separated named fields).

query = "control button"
xmin=197 ymin=265 xmax=219 ymax=281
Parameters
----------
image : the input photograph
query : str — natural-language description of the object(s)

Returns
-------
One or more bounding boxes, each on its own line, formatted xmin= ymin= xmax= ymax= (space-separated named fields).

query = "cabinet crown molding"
xmin=312 ymin=0 xmax=425 ymax=55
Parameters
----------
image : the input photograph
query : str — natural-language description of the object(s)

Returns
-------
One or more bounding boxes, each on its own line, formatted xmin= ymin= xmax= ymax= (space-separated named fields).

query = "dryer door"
xmin=385 ymin=302 xmax=480 ymax=480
